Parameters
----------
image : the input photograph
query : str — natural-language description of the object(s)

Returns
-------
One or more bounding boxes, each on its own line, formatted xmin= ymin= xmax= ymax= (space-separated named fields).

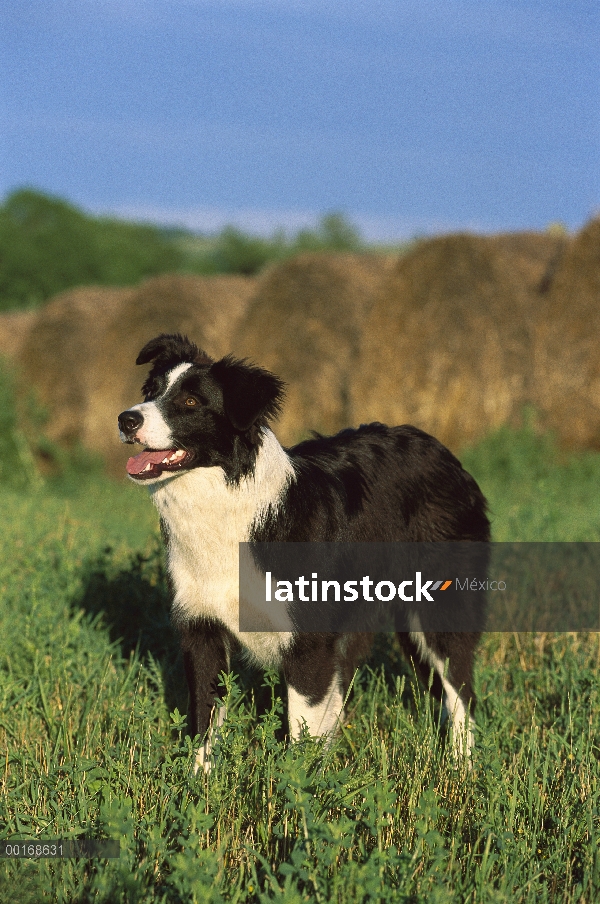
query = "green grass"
xmin=0 ymin=427 xmax=599 ymax=902
xmin=461 ymin=420 xmax=600 ymax=541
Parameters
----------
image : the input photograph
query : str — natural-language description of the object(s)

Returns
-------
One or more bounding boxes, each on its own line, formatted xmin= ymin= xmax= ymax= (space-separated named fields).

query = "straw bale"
xmin=18 ymin=274 xmax=255 ymax=474
xmin=0 ymin=310 xmax=38 ymax=361
xmin=531 ymin=217 xmax=600 ymax=447
xmin=18 ymin=285 xmax=127 ymax=449
xmin=491 ymin=231 xmax=568 ymax=294
xmin=350 ymin=232 xmax=562 ymax=452
xmin=232 ymin=253 xmax=393 ymax=444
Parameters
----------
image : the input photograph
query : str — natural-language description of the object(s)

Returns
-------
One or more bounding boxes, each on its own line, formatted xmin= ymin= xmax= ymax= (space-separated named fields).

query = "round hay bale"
xmin=350 ymin=232 xmax=552 ymax=452
xmin=491 ymin=231 xmax=568 ymax=295
xmin=0 ymin=310 xmax=39 ymax=361
xmin=532 ymin=217 xmax=600 ymax=448
xmin=17 ymin=274 xmax=255 ymax=474
xmin=233 ymin=253 xmax=392 ymax=444
xmin=18 ymin=285 xmax=127 ymax=449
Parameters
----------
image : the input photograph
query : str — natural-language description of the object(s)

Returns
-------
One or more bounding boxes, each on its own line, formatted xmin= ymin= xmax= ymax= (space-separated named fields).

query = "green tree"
xmin=0 ymin=190 xmax=370 ymax=310
xmin=293 ymin=212 xmax=363 ymax=253
xmin=0 ymin=188 xmax=186 ymax=310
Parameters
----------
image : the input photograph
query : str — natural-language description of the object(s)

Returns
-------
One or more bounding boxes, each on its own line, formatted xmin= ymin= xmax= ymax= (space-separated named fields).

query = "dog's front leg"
xmin=178 ymin=619 xmax=230 ymax=774
xmin=284 ymin=636 xmax=345 ymax=741
xmin=287 ymin=678 xmax=345 ymax=741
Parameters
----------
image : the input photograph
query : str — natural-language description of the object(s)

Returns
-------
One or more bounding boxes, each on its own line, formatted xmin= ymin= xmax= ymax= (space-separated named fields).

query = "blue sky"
xmin=1 ymin=0 xmax=598 ymax=239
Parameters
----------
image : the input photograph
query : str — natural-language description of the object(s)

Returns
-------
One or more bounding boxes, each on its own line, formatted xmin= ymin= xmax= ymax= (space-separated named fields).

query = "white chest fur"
xmin=148 ymin=429 xmax=296 ymax=666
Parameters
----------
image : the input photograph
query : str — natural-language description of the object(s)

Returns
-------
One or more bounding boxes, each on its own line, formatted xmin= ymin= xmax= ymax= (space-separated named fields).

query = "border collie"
xmin=118 ymin=333 xmax=490 ymax=772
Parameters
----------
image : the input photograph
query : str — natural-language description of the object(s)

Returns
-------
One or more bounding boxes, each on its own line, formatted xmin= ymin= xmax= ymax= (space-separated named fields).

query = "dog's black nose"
xmin=118 ymin=409 xmax=143 ymax=436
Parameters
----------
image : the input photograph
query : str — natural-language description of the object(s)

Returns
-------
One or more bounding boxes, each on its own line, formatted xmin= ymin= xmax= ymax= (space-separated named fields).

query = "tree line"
xmin=0 ymin=188 xmax=367 ymax=312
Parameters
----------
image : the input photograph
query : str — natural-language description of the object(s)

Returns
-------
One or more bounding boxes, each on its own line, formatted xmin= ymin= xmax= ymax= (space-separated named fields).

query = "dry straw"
xmin=233 ymin=252 xmax=394 ymax=445
xmin=350 ymin=231 xmax=566 ymax=452
xmin=0 ymin=310 xmax=38 ymax=362
xmin=17 ymin=274 xmax=255 ymax=474
xmin=12 ymin=220 xmax=599 ymax=478
xmin=532 ymin=217 xmax=600 ymax=449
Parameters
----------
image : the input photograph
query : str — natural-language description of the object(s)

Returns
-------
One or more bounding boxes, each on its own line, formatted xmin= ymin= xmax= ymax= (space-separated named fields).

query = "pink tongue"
xmin=126 ymin=449 xmax=174 ymax=475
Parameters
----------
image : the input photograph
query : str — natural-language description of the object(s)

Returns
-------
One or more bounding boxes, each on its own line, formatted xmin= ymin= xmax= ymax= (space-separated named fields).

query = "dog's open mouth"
xmin=126 ymin=448 xmax=192 ymax=480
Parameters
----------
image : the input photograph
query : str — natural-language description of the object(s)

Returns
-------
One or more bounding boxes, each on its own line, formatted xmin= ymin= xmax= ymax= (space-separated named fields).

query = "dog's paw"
xmin=193 ymin=743 xmax=212 ymax=775
xmin=192 ymin=704 xmax=227 ymax=776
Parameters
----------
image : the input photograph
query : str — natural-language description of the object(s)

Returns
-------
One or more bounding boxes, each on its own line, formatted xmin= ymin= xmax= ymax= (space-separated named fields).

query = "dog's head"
xmin=118 ymin=333 xmax=284 ymax=484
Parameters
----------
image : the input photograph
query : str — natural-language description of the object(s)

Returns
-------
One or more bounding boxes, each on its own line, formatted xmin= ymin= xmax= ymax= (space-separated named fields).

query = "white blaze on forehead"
xmin=123 ymin=362 xmax=193 ymax=457
xmin=164 ymin=362 xmax=194 ymax=393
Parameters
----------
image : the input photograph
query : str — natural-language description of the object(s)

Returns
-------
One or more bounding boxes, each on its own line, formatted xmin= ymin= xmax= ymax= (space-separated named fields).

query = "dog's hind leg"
xmin=398 ymin=628 xmax=478 ymax=763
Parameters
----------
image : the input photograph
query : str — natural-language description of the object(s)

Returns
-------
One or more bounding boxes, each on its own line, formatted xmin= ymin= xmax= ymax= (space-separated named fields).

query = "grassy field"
xmin=0 ymin=426 xmax=599 ymax=902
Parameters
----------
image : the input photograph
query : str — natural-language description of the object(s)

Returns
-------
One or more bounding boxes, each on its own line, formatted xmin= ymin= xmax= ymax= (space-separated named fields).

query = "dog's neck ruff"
xmin=147 ymin=429 xmax=296 ymax=660
xmin=148 ymin=427 xmax=294 ymax=517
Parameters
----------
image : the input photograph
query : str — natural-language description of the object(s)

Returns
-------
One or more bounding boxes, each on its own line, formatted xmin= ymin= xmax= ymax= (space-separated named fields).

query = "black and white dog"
xmin=118 ymin=333 xmax=490 ymax=771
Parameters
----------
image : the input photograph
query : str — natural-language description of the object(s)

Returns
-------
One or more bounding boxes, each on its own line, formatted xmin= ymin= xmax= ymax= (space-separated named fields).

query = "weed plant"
xmin=0 ymin=425 xmax=599 ymax=902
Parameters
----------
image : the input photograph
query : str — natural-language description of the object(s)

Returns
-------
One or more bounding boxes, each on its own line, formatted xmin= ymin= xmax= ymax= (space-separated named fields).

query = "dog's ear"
xmin=136 ymin=333 xmax=202 ymax=367
xmin=211 ymin=356 xmax=285 ymax=432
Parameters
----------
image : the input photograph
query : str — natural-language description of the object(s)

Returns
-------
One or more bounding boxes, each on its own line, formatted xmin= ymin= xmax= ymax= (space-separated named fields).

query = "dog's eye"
xmin=185 ymin=397 xmax=197 ymax=407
